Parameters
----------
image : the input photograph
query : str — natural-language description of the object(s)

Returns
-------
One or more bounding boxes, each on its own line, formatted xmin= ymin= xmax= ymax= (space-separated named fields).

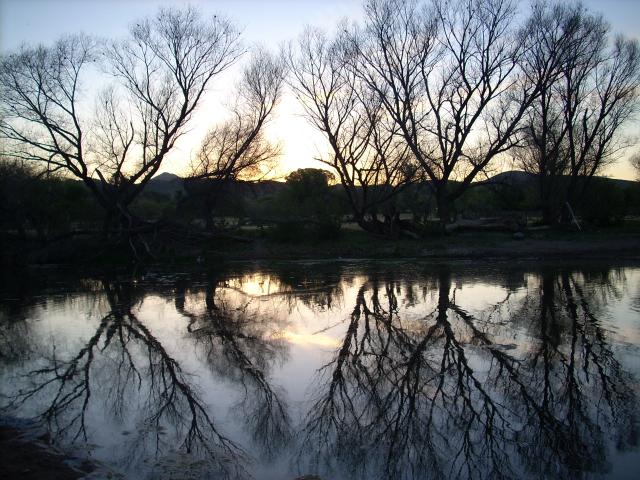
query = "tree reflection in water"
xmin=0 ymin=264 xmax=638 ymax=480
xmin=300 ymin=267 xmax=638 ymax=480
xmin=2 ymin=278 xmax=253 ymax=479
xmin=174 ymin=275 xmax=292 ymax=459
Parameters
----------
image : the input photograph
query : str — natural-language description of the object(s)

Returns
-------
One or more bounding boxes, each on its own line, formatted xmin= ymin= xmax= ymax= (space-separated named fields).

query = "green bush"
xmin=579 ymin=182 xmax=627 ymax=226
xmin=0 ymin=161 xmax=101 ymax=236
xmin=271 ymin=168 xmax=343 ymax=239
xmin=270 ymin=221 xmax=301 ymax=242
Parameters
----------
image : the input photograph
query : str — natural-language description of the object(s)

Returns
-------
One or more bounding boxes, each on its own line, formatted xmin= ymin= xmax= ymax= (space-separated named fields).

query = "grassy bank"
xmin=4 ymin=220 xmax=637 ymax=267
xmin=202 ymin=228 xmax=640 ymax=262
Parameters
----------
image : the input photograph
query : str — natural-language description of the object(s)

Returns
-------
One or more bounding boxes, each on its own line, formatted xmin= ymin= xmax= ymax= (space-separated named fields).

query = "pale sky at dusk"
xmin=1 ymin=0 xmax=639 ymax=180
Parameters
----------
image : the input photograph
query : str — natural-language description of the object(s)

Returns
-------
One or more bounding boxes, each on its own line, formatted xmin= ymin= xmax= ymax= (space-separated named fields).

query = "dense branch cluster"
xmin=0 ymin=6 xmax=283 ymax=241
xmin=289 ymin=0 xmax=639 ymax=232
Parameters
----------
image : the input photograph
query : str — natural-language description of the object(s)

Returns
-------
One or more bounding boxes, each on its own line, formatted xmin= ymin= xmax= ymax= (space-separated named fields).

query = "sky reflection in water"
xmin=1 ymin=261 xmax=639 ymax=479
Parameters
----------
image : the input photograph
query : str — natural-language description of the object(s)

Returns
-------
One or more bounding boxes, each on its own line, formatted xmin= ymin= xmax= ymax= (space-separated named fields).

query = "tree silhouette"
xmin=0 ymin=7 xmax=243 ymax=245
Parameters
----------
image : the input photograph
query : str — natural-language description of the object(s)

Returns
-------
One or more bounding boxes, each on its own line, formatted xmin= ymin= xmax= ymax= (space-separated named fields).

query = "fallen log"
xmin=445 ymin=217 xmax=523 ymax=233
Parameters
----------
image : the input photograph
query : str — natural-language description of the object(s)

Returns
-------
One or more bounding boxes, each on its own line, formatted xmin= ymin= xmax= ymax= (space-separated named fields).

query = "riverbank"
xmin=0 ymin=421 xmax=322 ymax=480
xmin=112 ymin=227 xmax=640 ymax=265
xmin=206 ymin=229 xmax=640 ymax=262
xmin=0 ymin=423 xmax=98 ymax=480
xmin=5 ymin=223 xmax=640 ymax=267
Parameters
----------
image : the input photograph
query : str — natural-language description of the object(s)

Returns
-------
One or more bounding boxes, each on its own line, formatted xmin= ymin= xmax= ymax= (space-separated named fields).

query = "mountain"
xmin=482 ymin=170 xmax=638 ymax=190
xmin=152 ymin=172 xmax=179 ymax=182
xmin=142 ymin=170 xmax=638 ymax=200
xmin=146 ymin=172 xmax=184 ymax=197
xmin=483 ymin=170 xmax=536 ymax=186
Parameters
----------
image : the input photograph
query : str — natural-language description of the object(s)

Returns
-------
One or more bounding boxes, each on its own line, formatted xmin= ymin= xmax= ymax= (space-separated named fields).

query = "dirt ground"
xmin=0 ymin=426 xmax=95 ymax=480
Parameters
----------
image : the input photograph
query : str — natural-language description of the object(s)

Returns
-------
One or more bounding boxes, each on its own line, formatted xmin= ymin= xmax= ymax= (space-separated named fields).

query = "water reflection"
xmin=3 ymin=278 xmax=248 ymax=478
xmin=175 ymin=275 xmax=292 ymax=460
xmin=0 ymin=263 xmax=638 ymax=479
xmin=300 ymin=267 xmax=638 ymax=479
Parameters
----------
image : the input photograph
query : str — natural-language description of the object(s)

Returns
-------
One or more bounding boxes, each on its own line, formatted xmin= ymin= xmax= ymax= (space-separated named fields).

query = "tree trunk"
xmin=436 ymin=190 xmax=452 ymax=228
xmin=541 ymin=204 xmax=557 ymax=225
xmin=539 ymin=174 xmax=561 ymax=225
xmin=355 ymin=213 xmax=389 ymax=236
xmin=560 ymin=180 xmax=578 ymax=225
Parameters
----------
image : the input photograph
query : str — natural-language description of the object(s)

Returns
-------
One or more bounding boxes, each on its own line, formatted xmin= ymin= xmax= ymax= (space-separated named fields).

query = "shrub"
xmin=579 ymin=181 xmax=627 ymax=226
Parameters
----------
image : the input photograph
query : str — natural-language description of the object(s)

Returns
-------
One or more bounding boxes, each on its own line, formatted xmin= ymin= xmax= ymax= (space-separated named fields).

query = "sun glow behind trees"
xmin=1 ymin=0 xmax=639 ymax=181
xmin=0 ymin=0 xmax=365 ymax=180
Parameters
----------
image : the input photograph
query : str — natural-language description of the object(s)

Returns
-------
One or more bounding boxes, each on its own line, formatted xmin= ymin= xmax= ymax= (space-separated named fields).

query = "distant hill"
xmin=483 ymin=170 xmax=536 ymax=186
xmin=146 ymin=172 xmax=184 ymax=197
xmin=145 ymin=173 xmax=289 ymax=199
xmin=142 ymin=170 xmax=638 ymax=200
xmin=481 ymin=170 xmax=638 ymax=190
xmin=152 ymin=172 xmax=180 ymax=182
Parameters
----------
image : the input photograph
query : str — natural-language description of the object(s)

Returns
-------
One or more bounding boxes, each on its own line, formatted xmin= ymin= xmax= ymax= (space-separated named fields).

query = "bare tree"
xmin=0 ymin=7 xmax=243 ymax=238
xmin=0 ymin=35 xmax=96 ymax=179
xmin=337 ymin=0 xmax=576 ymax=226
xmin=348 ymin=0 xmax=504 ymax=224
xmin=518 ymin=2 xmax=640 ymax=224
xmin=185 ymin=50 xmax=285 ymax=229
xmin=189 ymin=50 xmax=285 ymax=183
xmin=288 ymin=27 xmax=418 ymax=237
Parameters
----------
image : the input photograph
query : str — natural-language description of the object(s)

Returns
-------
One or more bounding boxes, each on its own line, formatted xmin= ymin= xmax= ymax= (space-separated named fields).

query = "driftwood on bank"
xmin=3 ymin=221 xmax=256 ymax=264
xmin=445 ymin=217 xmax=523 ymax=233
xmin=37 ymin=221 xmax=255 ymax=244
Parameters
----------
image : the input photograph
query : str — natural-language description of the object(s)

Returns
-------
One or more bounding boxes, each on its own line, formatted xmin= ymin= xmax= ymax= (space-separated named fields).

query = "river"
xmin=1 ymin=260 xmax=639 ymax=479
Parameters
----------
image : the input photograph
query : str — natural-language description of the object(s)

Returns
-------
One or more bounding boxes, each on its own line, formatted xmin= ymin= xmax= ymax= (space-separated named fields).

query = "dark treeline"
xmin=1 ymin=0 xmax=639 ymax=260
xmin=2 ymin=164 xmax=638 ymax=250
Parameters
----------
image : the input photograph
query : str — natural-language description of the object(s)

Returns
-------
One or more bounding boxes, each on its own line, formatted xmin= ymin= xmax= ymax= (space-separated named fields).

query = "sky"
xmin=1 ymin=0 xmax=639 ymax=180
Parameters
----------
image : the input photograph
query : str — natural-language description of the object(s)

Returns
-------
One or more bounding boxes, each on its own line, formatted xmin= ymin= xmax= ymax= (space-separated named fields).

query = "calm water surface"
xmin=1 ymin=261 xmax=639 ymax=479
